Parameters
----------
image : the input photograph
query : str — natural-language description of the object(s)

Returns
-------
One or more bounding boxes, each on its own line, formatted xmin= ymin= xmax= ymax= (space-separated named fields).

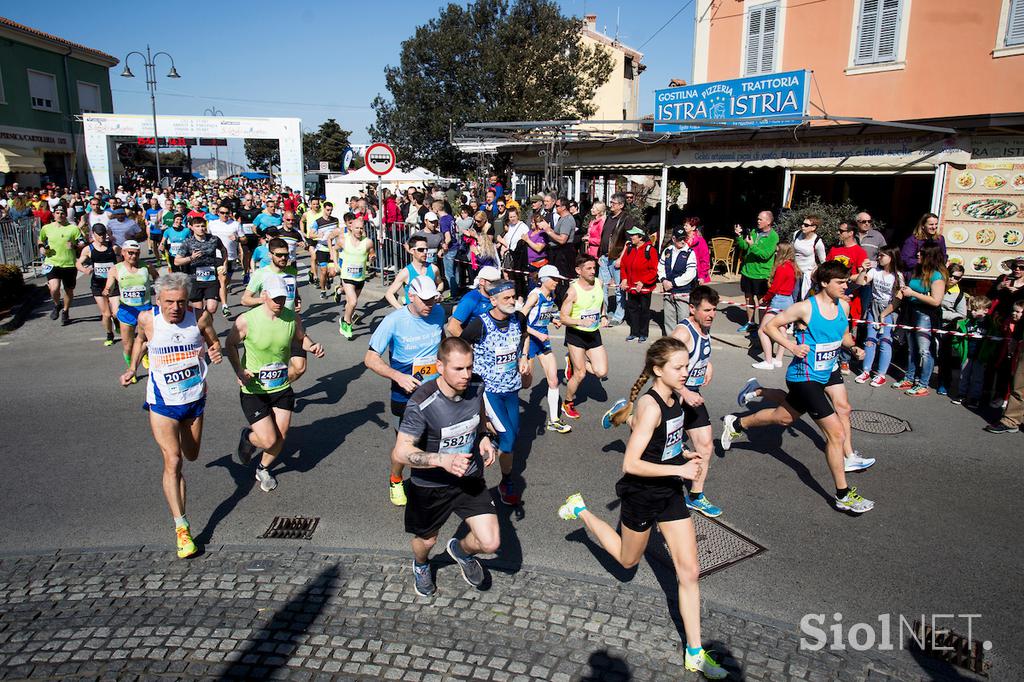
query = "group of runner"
xmin=40 ymin=182 xmax=884 ymax=681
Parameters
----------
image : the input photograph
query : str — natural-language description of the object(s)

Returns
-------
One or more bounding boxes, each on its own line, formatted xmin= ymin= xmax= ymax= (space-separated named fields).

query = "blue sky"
xmin=8 ymin=0 xmax=695 ymax=168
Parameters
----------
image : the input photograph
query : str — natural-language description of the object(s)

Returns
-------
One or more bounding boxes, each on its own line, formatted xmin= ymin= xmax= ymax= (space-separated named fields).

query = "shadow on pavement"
xmin=291 ymin=361 xmax=366 ymax=412
xmin=197 ymin=451 xmax=257 ymax=547
xmin=579 ymin=649 xmax=632 ymax=680
xmin=275 ymin=400 xmax=388 ymax=476
xmin=219 ymin=564 xmax=342 ymax=680
xmin=725 ymin=417 xmax=833 ymax=505
xmin=908 ymin=643 xmax=979 ymax=681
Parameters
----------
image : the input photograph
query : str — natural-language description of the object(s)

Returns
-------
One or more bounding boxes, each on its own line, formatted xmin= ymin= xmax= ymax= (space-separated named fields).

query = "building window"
xmin=744 ymin=2 xmax=779 ymax=76
xmin=1006 ymin=0 xmax=1024 ymax=46
xmin=624 ymin=56 xmax=634 ymax=80
xmin=28 ymin=69 xmax=60 ymax=112
xmin=77 ymin=81 xmax=102 ymax=114
xmin=854 ymin=0 xmax=903 ymax=65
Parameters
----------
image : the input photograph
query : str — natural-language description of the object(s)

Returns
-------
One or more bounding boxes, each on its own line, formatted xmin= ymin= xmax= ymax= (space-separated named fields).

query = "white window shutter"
xmin=745 ymin=8 xmax=763 ymax=76
xmin=876 ymin=0 xmax=902 ymax=61
xmin=1008 ymin=0 xmax=1024 ymax=46
xmin=761 ymin=5 xmax=778 ymax=73
xmin=856 ymin=0 xmax=880 ymax=62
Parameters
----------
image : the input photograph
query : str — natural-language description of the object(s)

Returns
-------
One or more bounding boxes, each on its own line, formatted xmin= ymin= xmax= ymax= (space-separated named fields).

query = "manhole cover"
xmin=260 ymin=516 xmax=320 ymax=540
xmin=850 ymin=410 xmax=911 ymax=434
xmin=651 ymin=515 xmax=765 ymax=578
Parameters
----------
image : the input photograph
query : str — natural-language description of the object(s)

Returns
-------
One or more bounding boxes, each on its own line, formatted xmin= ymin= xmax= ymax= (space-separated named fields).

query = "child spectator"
xmin=936 ymin=263 xmax=968 ymax=395
xmin=752 ymin=243 xmax=799 ymax=370
xmin=855 ymin=247 xmax=904 ymax=386
xmin=951 ymin=295 xmax=992 ymax=408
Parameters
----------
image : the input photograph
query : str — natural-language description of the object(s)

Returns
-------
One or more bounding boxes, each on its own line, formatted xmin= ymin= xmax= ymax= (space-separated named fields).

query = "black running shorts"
xmin=615 ymin=476 xmax=690 ymax=532
xmin=682 ymin=401 xmax=711 ymax=430
xmin=826 ymin=368 xmax=843 ymax=387
xmin=189 ymin=281 xmax=220 ymax=302
xmin=239 ymin=387 xmax=296 ymax=425
xmin=46 ymin=266 xmax=77 ymax=289
xmin=404 ymin=477 xmax=495 ymax=539
xmin=565 ymin=326 xmax=602 ymax=350
xmin=784 ymin=379 xmax=834 ymax=421
xmin=740 ymin=275 xmax=769 ymax=298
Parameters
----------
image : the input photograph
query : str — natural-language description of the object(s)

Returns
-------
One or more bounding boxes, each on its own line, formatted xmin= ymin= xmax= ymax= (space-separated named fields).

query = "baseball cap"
xmin=538 ymin=264 xmax=565 ymax=281
xmin=672 ymin=226 xmax=687 ymax=240
xmin=122 ymin=239 xmax=141 ymax=251
xmin=408 ymin=276 xmax=439 ymax=300
xmin=627 ymin=226 xmax=645 ymax=236
xmin=475 ymin=265 xmax=501 ymax=283
xmin=111 ymin=208 xmax=126 ymax=217
xmin=424 ymin=211 xmax=438 ymax=222
xmin=263 ymin=273 xmax=289 ymax=300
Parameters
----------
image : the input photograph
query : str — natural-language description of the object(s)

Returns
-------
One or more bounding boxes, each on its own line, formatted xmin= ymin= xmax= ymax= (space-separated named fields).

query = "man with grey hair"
xmin=598 ymin=192 xmax=633 ymax=325
xmin=120 ymin=272 xmax=223 ymax=560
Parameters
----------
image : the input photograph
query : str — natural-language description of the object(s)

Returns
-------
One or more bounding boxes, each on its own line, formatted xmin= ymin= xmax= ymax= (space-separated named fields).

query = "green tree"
xmin=244 ymin=139 xmax=280 ymax=173
xmin=302 ymin=119 xmax=353 ymax=171
xmin=369 ymin=0 xmax=613 ymax=176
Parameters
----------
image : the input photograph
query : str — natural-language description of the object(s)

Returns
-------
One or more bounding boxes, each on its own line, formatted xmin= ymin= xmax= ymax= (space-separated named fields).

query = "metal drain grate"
xmin=911 ymin=620 xmax=991 ymax=677
xmin=260 ymin=516 xmax=320 ymax=540
xmin=651 ymin=515 xmax=766 ymax=578
xmin=850 ymin=410 xmax=911 ymax=435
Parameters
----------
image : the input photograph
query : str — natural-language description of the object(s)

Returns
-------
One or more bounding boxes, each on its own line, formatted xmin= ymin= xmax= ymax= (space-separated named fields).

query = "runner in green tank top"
xmin=330 ymin=217 xmax=375 ymax=339
xmin=104 ymin=241 xmax=159 ymax=379
xmin=227 ymin=273 xmax=325 ymax=492
xmin=559 ymin=255 xmax=610 ymax=419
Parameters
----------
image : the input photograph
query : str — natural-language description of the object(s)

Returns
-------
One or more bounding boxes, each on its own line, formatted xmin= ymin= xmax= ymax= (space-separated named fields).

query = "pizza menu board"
xmin=942 ymin=162 xmax=1024 ymax=279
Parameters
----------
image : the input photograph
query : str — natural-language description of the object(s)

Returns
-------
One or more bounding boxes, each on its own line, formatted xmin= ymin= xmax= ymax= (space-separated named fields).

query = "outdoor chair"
xmin=710 ymin=237 xmax=735 ymax=275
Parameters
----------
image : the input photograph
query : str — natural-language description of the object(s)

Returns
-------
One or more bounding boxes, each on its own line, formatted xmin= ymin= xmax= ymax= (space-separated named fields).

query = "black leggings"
xmin=624 ymin=292 xmax=652 ymax=338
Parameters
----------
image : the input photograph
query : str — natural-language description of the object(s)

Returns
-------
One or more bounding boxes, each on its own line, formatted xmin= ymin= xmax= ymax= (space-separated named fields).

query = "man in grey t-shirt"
xmin=392 ymin=337 xmax=500 ymax=597
xmin=544 ymin=197 xmax=578 ymax=296
xmin=855 ymin=211 xmax=887 ymax=264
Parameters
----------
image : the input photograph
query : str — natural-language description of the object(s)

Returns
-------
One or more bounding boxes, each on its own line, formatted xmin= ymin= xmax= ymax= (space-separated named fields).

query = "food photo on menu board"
xmin=943 ymin=162 xmax=1024 ymax=279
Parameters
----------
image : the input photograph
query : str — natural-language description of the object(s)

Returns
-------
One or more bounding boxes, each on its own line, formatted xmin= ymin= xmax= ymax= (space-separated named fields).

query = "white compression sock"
xmin=547 ymin=388 xmax=560 ymax=420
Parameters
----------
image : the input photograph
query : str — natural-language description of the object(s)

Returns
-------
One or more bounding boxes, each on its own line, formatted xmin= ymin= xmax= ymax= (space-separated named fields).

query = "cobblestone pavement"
xmin=0 ymin=545 xmax=958 ymax=681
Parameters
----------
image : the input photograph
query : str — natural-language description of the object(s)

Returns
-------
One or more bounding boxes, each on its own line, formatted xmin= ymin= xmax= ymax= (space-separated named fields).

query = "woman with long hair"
xmin=900 ymin=212 xmax=946 ymax=275
xmin=684 ymin=217 xmax=711 ymax=284
xmin=892 ymin=244 xmax=948 ymax=396
xmin=753 ymin=243 xmax=800 ymax=369
xmin=558 ymin=337 xmax=726 ymax=680
xmin=855 ymin=246 xmax=904 ymax=386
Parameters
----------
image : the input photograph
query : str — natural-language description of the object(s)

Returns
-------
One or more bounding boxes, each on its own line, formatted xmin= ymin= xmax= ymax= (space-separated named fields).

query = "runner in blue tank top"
xmin=384 ymin=234 xmax=445 ymax=309
xmin=720 ymin=260 xmax=875 ymax=514
xmin=521 ymin=265 xmax=572 ymax=434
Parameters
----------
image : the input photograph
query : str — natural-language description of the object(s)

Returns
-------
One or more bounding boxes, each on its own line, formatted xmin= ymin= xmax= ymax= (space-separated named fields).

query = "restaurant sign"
xmin=654 ymin=70 xmax=810 ymax=133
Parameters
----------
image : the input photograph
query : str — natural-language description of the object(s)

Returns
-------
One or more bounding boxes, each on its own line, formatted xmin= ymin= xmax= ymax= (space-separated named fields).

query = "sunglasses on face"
xmin=271 ymin=252 xmax=289 ymax=258
xmin=857 ymin=219 xmax=872 ymax=224
xmin=411 ymin=247 xmax=428 ymax=252
xmin=801 ymin=222 xmax=816 ymax=227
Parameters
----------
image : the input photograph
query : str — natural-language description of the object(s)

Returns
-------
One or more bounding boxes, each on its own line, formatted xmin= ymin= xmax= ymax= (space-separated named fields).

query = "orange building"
xmin=693 ymin=0 xmax=1024 ymax=123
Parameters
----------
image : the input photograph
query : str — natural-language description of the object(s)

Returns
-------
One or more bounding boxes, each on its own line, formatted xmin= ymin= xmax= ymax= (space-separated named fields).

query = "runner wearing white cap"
xmin=446 ymin=265 xmax=500 ymax=337
xmin=365 ymin=276 xmax=446 ymax=506
xmin=522 ymin=265 xmax=572 ymax=433
xmin=105 ymin=240 xmax=160 ymax=380
xmin=228 ymin=273 xmax=325 ymax=492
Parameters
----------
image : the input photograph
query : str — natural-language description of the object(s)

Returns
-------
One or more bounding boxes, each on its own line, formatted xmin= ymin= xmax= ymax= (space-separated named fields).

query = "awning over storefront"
xmin=0 ymin=147 xmax=47 ymax=173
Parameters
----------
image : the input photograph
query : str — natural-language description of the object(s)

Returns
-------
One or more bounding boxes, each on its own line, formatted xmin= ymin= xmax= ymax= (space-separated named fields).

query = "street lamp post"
xmin=203 ymin=106 xmax=224 ymax=179
xmin=121 ymin=46 xmax=180 ymax=186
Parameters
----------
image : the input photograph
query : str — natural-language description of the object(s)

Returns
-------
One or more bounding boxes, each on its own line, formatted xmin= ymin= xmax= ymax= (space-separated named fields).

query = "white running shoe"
xmin=720 ymin=414 xmax=742 ymax=451
xmin=835 ymin=488 xmax=874 ymax=514
xmin=736 ymin=378 xmax=761 ymax=407
xmin=751 ymin=360 xmax=775 ymax=370
xmin=844 ymin=452 xmax=876 ymax=472
xmin=255 ymin=467 xmax=278 ymax=492
xmin=773 ymin=359 xmax=783 ymax=368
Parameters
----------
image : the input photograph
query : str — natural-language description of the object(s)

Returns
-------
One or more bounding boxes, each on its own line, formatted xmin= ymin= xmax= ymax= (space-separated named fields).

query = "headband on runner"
xmin=487 ymin=281 xmax=515 ymax=296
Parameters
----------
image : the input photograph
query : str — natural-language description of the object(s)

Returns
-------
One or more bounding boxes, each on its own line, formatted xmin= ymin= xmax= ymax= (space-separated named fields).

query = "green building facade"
xmin=0 ymin=16 xmax=117 ymax=188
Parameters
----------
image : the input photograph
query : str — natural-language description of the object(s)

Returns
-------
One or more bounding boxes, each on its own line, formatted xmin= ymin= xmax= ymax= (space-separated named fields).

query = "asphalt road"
xmin=1 ymin=267 xmax=1019 ymax=679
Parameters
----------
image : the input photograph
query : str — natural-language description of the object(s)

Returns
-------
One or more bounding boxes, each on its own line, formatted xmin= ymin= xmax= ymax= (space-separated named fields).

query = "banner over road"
xmin=654 ymin=70 xmax=810 ymax=133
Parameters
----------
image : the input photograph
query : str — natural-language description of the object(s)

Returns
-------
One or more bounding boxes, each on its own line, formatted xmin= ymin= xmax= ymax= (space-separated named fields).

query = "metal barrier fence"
xmin=364 ymin=220 xmax=413 ymax=284
xmin=0 ymin=216 xmax=42 ymax=274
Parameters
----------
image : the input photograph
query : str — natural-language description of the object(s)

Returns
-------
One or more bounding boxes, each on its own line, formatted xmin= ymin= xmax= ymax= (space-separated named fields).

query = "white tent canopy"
xmin=325 ymin=165 xmax=452 ymax=184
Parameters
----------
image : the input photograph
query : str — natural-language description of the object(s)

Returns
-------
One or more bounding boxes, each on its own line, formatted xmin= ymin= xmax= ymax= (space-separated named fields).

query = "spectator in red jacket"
xmin=619 ymin=226 xmax=659 ymax=341
xmin=753 ymin=242 xmax=800 ymax=370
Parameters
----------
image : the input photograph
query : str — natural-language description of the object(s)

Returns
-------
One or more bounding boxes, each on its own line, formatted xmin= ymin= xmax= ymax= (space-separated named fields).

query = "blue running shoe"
xmin=736 ymin=377 xmax=761 ymax=407
xmin=602 ymin=398 xmax=629 ymax=429
xmin=685 ymin=493 xmax=723 ymax=518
